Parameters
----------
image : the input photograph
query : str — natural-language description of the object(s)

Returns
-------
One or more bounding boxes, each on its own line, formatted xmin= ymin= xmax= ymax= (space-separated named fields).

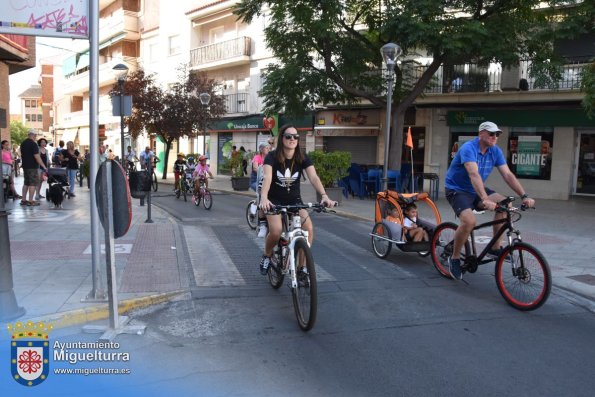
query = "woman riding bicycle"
xmin=258 ymin=124 xmax=336 ymax=275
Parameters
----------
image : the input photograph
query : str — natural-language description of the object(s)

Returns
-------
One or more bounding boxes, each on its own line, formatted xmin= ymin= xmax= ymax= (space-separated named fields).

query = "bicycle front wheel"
xmin=182 ymin=184 xmax=187 ymax=202
xmin=175 ymin=182 xmax=181 ymax=199
xmin=193 ymin=188 xmax=201 ymax=206
xmin=246 ymin=200 xmax=257 ymax=229
xmin=292 ymin=238 xmax=317 ymax=331
xmin=202 ymin=189 xmax=212 ymax=210
xmin=495 ymin=242 xmax=551 ymax=311
xmin=431 ymin=222 xmax=469 ymax=279
xmin=152 ymin=172 xmax=158 ymax=192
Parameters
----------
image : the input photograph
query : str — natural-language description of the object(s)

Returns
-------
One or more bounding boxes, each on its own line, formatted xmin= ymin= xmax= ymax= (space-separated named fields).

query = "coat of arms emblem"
xmin=8 ymin=321 xmax=53 ymax=387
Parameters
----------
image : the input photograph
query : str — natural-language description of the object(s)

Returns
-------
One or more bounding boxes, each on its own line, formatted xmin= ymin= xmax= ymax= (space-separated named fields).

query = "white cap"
xmin=478 ymin=121 xmax=501 ymax=133
xmin=27 ymin=128 xmax=37 ymax=136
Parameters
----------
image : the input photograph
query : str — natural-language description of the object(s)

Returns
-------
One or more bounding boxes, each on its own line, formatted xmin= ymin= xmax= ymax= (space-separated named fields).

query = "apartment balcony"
xmin=189 ymin=37 xmax=252 ymax=71
xmin=98 ymin=9 xmax=140 ymax=43
xmin=62 ymin=59 xmax=136 ymax=96
xmin=224 ymin=92 xmax=249 ymax=114
xmin=413 ymin=56 xmax=590 ymax=95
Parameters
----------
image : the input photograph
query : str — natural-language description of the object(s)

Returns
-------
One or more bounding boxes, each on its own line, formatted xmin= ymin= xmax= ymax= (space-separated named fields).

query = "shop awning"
xmin=60 ymin=129 xmax=77 ymax=143
xmin=78 ymin=127 xmax=90 ymax=146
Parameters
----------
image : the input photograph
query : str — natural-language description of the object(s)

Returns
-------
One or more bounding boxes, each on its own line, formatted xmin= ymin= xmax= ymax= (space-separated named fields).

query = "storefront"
xmin=445 ymin=109 xmax=595 ymax=199
xmin=207 ymin=114 xmax=313 ymax=174
xmin=314 ymin=109 xmax=381 ymax=165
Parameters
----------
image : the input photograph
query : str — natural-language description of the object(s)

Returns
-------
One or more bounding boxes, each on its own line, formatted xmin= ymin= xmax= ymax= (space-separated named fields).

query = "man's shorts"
xmin=445 ymin=188 xmax=495 ymax=217
xmin=23 ymin=168 xmax=39 ymax=186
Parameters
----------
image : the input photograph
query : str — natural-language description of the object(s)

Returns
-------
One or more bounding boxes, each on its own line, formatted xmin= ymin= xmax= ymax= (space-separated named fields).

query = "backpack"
xmin=52 ymin=148 xmax=62 ymax=165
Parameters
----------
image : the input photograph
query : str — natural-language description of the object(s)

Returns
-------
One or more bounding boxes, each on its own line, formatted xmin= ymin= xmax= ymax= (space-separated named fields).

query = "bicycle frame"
xmin=278 ymin=208 xmax=310 ymax=289
xmin=464 ymin=204 xmax=523 ymax=270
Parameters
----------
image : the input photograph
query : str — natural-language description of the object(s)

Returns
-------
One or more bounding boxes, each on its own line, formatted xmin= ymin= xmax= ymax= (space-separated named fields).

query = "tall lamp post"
xmin=199 ymin=92 xmax=211 ymax=157
xmin=113 ymin=63 xmax=129 ymax=166
xmin=380 ymin=43 xmax=402 ymax=191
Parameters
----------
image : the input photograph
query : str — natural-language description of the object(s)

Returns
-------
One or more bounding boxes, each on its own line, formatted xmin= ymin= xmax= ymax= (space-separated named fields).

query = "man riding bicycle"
xmin=258 ymin=124 xmax=336 ymax=275
xmin=125 ymin=146 xmax=138 ymax=170
xmin=139 ymin=146 xmax=155 ymax=170
xmin=445 ymin=121 xmax=535 ymax=280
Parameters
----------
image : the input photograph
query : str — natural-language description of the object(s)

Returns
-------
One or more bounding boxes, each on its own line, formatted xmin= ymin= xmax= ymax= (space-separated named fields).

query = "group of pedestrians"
xmin=2 ymin=130 xmax=86 ymax=206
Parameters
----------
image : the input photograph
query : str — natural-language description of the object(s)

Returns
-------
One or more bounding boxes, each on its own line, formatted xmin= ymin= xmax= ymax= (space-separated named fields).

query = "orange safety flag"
xmin=406 ymin=126 xmax=414 ymax=149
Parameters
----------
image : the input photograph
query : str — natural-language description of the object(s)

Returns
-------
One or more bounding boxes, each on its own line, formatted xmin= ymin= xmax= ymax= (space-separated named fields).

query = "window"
xmin=149 ymin=42 xmax=159 ymax=62
xmin=31 ymin=100 xmax=37 ymax=108
xmin=31 ymin=114 xmax=36 ymax=122
xmin=38 ymin=114 xmax=43 ymax=122
xmin=168 ymin=35 xmax=181 ymax=56
xmin=25 ymin=100 xmax=31 ymax=108
xmin=25 ymin=114 xmax=31 ymax=122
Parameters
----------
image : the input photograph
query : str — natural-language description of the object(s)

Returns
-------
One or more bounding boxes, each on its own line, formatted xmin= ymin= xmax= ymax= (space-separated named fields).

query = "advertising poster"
xmin=449 ymin=133 xmax=476 ymax=165
xmin=507 ymin=128 xmax=553 ymax=180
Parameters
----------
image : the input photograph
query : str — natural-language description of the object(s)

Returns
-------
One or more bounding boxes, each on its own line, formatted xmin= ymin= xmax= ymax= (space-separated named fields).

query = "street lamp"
xmin=380 ymin=43 xmax=402 ymax=191
xmin=199 ymin=92 xmax=211 ymax=157
xmin=113 ymin=63 xmax=129 ymax=166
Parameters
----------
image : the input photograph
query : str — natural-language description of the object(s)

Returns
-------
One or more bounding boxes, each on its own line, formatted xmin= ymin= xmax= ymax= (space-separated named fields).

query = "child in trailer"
xmin=402 ymin=203 xmax=429 ymax=242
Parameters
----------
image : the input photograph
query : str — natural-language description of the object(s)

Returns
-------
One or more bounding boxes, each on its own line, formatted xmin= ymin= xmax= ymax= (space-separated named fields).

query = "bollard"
xmin=145 ymin=190 xmax=153 ymax=223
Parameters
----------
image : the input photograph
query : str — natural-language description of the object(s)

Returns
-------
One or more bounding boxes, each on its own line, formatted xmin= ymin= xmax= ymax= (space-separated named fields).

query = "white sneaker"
xmin=257 ymin=223 xmax=268 ymax=238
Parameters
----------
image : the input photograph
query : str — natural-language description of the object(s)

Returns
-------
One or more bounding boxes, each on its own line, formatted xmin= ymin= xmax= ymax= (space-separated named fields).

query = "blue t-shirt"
xmin=445 ymin=137 xmax=506 ymax=194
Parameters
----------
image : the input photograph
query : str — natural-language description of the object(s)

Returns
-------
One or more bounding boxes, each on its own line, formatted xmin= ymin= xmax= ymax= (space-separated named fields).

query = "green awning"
xmin=448 ymin=109 xmax=595 ymax=127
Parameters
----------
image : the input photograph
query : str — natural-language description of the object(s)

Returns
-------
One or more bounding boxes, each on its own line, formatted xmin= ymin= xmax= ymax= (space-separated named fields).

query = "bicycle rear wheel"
xmin=152 ymin=171 xmax=158 ymax=192
xmin=175 ymin=181 xmax=181 ymax=199
xmin=495 ymin=242 xmax=551 ymax=311
xmin=431 ymin=222 xmax=470 ymax=278
xmin=202 ymin=189 xmax=212 ymax=210
xmin=267 ymin=246 xmax=284 ymax=289
xmin=182 ymin=183 xmax=187 ymax=202
xmin=246 ymin=200 xmax=257 ymax=229
xmin=371 ymin=222 xmax=392 ymax=259
xmin=292 ymin=238 xmax=317 ymax=331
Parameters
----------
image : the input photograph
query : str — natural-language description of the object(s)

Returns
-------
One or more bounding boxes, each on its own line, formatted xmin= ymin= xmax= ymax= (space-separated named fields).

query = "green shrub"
xmin=307 ymin=150 xmax=351 ymax=188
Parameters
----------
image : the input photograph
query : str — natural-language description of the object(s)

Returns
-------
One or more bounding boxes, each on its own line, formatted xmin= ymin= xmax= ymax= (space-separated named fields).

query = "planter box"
xmin=231 ymin=176 xmax=251 ymax=191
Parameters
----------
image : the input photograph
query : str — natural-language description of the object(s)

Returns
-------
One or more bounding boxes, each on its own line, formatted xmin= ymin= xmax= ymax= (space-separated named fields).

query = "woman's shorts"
xmin=2 ymin=163 xmax=11 ymax=177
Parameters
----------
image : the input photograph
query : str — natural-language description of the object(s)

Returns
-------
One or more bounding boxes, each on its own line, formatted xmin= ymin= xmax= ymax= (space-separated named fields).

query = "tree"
xmin=582 ymin=61 xmax=595 ymax=118
xmin=112 ymin=66 xmax=226 ymax=179
xmin=9 ymin=120 xmax=28 ymax=146
xmin=235 ymin=0 xmax=594 ymax=168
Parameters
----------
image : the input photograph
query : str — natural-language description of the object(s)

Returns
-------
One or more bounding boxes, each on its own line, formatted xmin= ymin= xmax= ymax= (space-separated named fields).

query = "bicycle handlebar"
xmin=495 ymin=196 xmax=535 ymax=213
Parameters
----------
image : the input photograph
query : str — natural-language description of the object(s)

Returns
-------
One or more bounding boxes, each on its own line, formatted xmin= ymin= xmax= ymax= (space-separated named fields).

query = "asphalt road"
xmin=11 ymin=191 xmax=593 ymax=397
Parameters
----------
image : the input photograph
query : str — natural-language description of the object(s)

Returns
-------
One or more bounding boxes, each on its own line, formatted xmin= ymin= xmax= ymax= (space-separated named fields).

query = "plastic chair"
xmin=362 ymin=169 xmax=381 ymax=197
xmin=348 ymin=163 xmax=366 ymax=199
xmin=387 ymin=170 xmax=401 ymax=191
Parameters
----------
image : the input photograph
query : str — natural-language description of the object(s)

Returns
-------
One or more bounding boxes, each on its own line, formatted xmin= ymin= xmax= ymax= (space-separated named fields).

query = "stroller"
xmin=45 ymin=167 xmax=70 ymax=207
xmin=370 ymin=190 xmax=441 ymax=259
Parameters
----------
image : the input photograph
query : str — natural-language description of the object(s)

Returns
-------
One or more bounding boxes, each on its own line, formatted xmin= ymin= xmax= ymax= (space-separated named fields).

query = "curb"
xmin=26 ymin=290 xmax=187 ymax=330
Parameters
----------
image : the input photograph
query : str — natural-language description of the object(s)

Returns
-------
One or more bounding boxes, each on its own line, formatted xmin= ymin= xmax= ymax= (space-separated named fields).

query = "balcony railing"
xmin=190 ymin=37 xmax=251 ymax=67
xmin=224 ymin=93 xmax=248 ymax=114
xmin=413 ymin=56 xmax=592 ymax=94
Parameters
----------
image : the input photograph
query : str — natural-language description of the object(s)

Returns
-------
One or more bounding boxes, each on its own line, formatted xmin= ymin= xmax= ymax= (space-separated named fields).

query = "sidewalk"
xmin=4 ymin=171 xmax=595 ymax=328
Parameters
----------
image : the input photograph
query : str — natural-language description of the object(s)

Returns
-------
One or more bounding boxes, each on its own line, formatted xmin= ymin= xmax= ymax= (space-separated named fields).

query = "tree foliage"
xmin=235 ymin=0 xmax=594 ymax=167
xmin=9 ymin=120 xmax=29 ymax=146
xmin=111 ymin=66 xmax=226 ymax=179
xmin=581 ymin=61 xmax=595 ymax=118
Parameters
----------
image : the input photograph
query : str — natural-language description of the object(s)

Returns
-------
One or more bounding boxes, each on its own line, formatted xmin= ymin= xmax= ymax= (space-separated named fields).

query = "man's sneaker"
xmin=257 ymin=221 xmax=268 ymax=238
xmin=259 ymin=255 xmax=270 ymax=275
xmin=447 ymin=256 xmax=463 ymax=280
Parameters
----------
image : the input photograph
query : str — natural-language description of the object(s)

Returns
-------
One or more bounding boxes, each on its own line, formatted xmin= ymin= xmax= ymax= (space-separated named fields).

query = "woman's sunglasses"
xmin=283 ymin=133 xmax=298 ymax=140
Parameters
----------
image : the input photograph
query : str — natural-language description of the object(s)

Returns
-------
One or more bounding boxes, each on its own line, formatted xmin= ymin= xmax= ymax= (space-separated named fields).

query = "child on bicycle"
xmin=402 ymin=203 xmax=429 ymax=242
xmin=193 ymin=155 xmax=213 ymax=191
xmin=173 ymin=153 xmax=187 ymax=191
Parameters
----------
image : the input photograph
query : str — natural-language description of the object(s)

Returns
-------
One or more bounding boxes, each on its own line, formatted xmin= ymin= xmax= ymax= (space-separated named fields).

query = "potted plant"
xmin=307 ymin=150 xmax=351 ymax=203
xmin=229 ymin=154 xmax=251 ymax=191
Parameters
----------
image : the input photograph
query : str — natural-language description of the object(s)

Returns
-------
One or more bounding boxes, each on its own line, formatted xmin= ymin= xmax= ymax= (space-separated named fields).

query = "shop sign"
xmin=507 ymin=128 xmax=553 ymax=180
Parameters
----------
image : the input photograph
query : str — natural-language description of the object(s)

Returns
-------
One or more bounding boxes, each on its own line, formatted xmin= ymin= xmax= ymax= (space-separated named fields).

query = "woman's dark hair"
xmin=274 ymin=124 xmax=304 ymax=165
xmin=37 ymin=138 xmax=47 ymax=145
xmin=1 ymin=140 xmax=8 ymax=146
